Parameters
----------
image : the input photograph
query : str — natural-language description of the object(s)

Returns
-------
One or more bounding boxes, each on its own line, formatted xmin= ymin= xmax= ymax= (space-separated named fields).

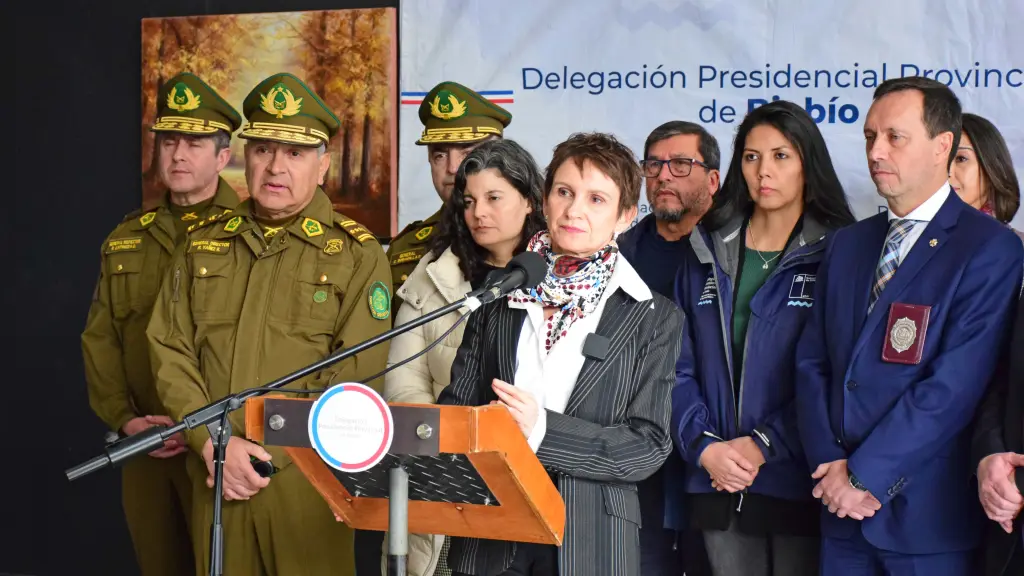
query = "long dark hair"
xmin=702 ymin=100 xmax=856 ymax=231
xmin=960 ymin=113 xmax=1020 ymax=224
xmin=429 ymin=138 xmax=547 ymax=279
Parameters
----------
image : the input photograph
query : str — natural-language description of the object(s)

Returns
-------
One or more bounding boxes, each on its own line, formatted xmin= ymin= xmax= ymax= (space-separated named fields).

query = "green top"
xmin=732 ymin=246 xmax=782 ymax=392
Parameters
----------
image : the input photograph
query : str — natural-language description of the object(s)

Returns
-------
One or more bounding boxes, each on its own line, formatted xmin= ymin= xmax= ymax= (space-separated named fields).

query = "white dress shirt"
xmin=508 ymin=256 xmax=653 ymax=452
xmin=886 ymin=182 xmax=950 ymax=265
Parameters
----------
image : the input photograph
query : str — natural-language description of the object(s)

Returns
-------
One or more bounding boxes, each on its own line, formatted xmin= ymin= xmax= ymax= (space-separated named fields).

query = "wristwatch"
xmin=848 ymin=472 xmax=866 ymax=491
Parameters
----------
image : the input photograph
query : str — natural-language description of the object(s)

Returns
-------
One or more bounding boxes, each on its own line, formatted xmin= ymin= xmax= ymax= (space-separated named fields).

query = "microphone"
xmin=474 ymin=251 xmax=547 ymax=304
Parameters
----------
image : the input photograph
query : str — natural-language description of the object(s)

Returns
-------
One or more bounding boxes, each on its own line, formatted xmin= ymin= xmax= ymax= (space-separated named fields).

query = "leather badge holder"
xmin=882 ymin=303 xmax=931 ymax=364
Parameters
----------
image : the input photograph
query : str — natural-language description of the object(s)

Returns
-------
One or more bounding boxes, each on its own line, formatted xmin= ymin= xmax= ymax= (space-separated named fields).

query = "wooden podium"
xmin=245 ymin=397 xmax=565 ymax=545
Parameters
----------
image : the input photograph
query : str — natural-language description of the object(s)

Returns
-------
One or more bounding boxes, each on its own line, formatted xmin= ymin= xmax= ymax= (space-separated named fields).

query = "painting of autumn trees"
xmin=141 ymin=9 xmax=397 ymax=236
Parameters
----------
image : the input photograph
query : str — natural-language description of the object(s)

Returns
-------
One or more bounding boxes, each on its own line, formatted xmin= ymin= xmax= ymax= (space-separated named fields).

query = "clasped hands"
xmin=977 ymin=452 xmax=1024 ymax=533
xmin=698 ymin=437 xmax=765 ymax=492
xmin=811 ymin=459 xmax=881 ymax=521
xmin=699 ymin=438 xmax=881 ymax=521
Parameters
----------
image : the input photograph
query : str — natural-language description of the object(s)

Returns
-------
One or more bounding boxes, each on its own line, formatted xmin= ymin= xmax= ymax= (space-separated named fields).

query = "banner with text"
xmin=399 ymin=0 xmax=1023 ymax=229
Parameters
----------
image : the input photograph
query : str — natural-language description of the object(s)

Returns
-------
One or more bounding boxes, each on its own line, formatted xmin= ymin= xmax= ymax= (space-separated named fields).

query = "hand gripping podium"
xmin=245 ymin=396 xmax=565 ymax=570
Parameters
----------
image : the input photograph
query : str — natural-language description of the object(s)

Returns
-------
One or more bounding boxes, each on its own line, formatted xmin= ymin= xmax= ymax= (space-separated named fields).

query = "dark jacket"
xmin=438 ymin=282 xmax=683 ymax=576
xmin=973 ymin=293 xmax=1024 ymax=575
xmin=666 ymin=215 xmax=832 ymax=529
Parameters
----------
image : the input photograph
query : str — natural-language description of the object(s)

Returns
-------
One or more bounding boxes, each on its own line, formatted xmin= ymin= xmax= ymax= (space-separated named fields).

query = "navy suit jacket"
xmin=795 ymin=192 xmax=1023 ymax=554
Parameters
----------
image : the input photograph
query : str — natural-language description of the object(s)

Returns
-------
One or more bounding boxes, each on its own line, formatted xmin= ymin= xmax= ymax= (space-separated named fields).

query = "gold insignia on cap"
xmin=167 ymin=83 xmax=201 ymax=112
xmin=929 ymin=239 xmax=938 ymax=247
xmin=224 ymin=216 xmax=242 ymax=233
xmin=302 ymin=218 xmax=324 ymax=237
xmin=260 ymin=83 xmax=303 ymax=119
xmin=429 ymin=91 xmax=468 ymax=120
xmin=139 ymin=212 xmax=157 ymax=227
xmin=324 ymin=238 xmax=344 ymax=255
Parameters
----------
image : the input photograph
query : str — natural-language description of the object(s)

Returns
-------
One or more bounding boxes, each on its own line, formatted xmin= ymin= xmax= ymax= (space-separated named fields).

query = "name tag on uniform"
xmin=105 ymin=237 xmax=142 ymax=253
xmin=188 ymin=239 xmax=231 ymax=255
xmin=882 ymin=303 xmax=931 ymax=365
xmin=391 ymin=249 xmax=424 ymax=266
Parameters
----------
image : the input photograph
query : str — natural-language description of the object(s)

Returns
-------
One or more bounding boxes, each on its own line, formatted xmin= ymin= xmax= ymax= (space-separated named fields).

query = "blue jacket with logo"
xmin=665 ymin=215 xmax=833 ymax=528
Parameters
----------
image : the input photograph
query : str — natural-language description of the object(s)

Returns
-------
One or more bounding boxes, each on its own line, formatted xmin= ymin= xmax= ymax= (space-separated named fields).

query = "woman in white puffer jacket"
xmin=381 ymin=138 xmax=546 ymax=576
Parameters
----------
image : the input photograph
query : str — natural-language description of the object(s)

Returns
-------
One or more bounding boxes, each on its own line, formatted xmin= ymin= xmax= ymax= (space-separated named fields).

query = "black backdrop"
xmin=12 ymin=1 xmax=397 ymax=574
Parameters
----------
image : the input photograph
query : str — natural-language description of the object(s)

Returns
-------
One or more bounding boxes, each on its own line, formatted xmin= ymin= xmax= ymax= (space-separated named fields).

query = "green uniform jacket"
xmin=147 ymin=189 xmax=392 ymax=469
xmin=385 ymin=208 xmax=440 ymax=315
xmin=82 ymin=179 xmax=239 ymax=432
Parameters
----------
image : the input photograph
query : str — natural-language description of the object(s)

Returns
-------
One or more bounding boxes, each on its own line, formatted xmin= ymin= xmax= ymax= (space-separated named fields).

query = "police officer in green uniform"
xmin=147 ymin=72 xmax=390 ymax=576
xmin=81 ymin=72 xmax=242 ymax=576
xmin=386 ymin=82 xmax=511 ymax=310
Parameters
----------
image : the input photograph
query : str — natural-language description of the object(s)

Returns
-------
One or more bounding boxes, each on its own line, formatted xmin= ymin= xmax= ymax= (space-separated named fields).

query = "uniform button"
xmin=199 ymin=267 xmax=208 ymax=276
xmin=846 ymin=381 xmax=858 ymax=390
xmin=401 ymin=274 xmax=408 ymax=282
xmin=320 ymin=274 xmax=328 ymax=283
xmin=116 ymin=264 xmax=123 ymax=271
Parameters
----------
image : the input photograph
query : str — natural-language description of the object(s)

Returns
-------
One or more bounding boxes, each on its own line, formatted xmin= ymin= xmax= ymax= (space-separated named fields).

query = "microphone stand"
xmin=66 ymin=289 xmax=500 ymax=576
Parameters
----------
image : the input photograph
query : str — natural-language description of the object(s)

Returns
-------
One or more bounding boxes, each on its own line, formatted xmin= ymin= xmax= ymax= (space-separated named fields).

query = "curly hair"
xmin=429 ymin=139 xmax=547 ymax=279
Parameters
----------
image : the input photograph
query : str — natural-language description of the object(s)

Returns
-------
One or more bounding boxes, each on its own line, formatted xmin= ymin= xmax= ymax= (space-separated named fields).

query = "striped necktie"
xmin=869 ymin=218 xmax=918 ymax=312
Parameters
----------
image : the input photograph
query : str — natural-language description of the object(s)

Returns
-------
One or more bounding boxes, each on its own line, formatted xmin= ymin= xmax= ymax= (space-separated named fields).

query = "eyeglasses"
xmin=639 ymin=157 xmax=711 ymax=178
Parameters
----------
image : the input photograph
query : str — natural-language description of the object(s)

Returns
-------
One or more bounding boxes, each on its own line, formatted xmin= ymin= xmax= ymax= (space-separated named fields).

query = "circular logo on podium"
xmin=308 ymin=383 xmax=393 ymax=473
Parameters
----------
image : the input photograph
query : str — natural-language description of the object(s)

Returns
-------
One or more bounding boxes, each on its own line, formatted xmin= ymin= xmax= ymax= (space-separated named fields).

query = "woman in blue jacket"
xmin=669 ymin=100 xmax=856 ymax=576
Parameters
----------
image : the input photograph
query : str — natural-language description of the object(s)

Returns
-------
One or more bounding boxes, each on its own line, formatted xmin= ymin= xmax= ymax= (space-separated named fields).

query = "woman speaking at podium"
xmin=439 ymin=132 xmax=683 ymax=576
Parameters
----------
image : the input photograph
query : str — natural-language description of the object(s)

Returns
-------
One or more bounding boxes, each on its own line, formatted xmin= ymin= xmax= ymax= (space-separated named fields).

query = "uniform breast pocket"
xmin=107 ymin=253 xmax=144 ymax=319
xmin=191 ymin=256 xmax=237 ymax=320
xmin=293 ymin=269 xmax=347 ymax=327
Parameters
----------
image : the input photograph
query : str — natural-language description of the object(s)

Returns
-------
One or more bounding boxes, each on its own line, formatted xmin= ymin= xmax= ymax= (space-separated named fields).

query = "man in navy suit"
xmin=795 ymin=76 xmax=1024 ymax=575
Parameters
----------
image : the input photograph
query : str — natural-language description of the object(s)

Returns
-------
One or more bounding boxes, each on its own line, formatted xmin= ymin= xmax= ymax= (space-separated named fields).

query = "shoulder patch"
xmin=368 ymin=280 xmax=391 ymax=320
xmin=302 ymin=217 xmax=324 ymax=238
xmin=336 ymin=217 xmax=378 ymax=244
xmin=414 ymin=225 xmax=433 ymax=242
xmin=105 ymin=237 xmax=143 ymax=254
xmin=223 ymin=216 xmax=243 ymax=233
xmin=188 ymin=239 xmax=232 ymax=255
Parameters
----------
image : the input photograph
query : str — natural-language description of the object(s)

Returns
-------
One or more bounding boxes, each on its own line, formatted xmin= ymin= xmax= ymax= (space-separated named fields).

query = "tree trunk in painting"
xmin=361 ymin=110 xmax=372 ymax=197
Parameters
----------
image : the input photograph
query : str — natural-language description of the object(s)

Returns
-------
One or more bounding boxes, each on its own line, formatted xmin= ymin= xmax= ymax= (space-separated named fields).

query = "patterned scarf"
xmin=509 ymin=231 xmax=619 ymax=352
xmin=981 ymin=199 xmax=996 ymax=218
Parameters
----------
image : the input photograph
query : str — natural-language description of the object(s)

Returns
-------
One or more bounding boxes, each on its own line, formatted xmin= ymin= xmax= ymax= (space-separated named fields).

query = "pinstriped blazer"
xmin=437 ymin=287 xmax=683 ymax=576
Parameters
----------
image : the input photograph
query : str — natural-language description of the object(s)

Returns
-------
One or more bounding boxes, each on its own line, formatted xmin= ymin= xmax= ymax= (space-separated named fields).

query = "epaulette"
xmin=391 ymin=219 xmax=423 ymax=243
xmin=187 ymin=209 xmax=234 ymax=234
xmin=334 ymin=213 xmax=379 ymax=244
xmin=121 ymin=208 xmax=145 ymax=222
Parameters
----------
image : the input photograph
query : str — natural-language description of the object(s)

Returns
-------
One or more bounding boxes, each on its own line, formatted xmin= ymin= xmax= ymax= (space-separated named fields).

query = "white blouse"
xmin=508 ymin=256 xmax=653 ymax=451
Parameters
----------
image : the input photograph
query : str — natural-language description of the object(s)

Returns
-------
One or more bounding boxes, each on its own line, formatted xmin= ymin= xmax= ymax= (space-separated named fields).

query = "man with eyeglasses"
xmin=618 ymin=121 xmax=720 ymax=576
